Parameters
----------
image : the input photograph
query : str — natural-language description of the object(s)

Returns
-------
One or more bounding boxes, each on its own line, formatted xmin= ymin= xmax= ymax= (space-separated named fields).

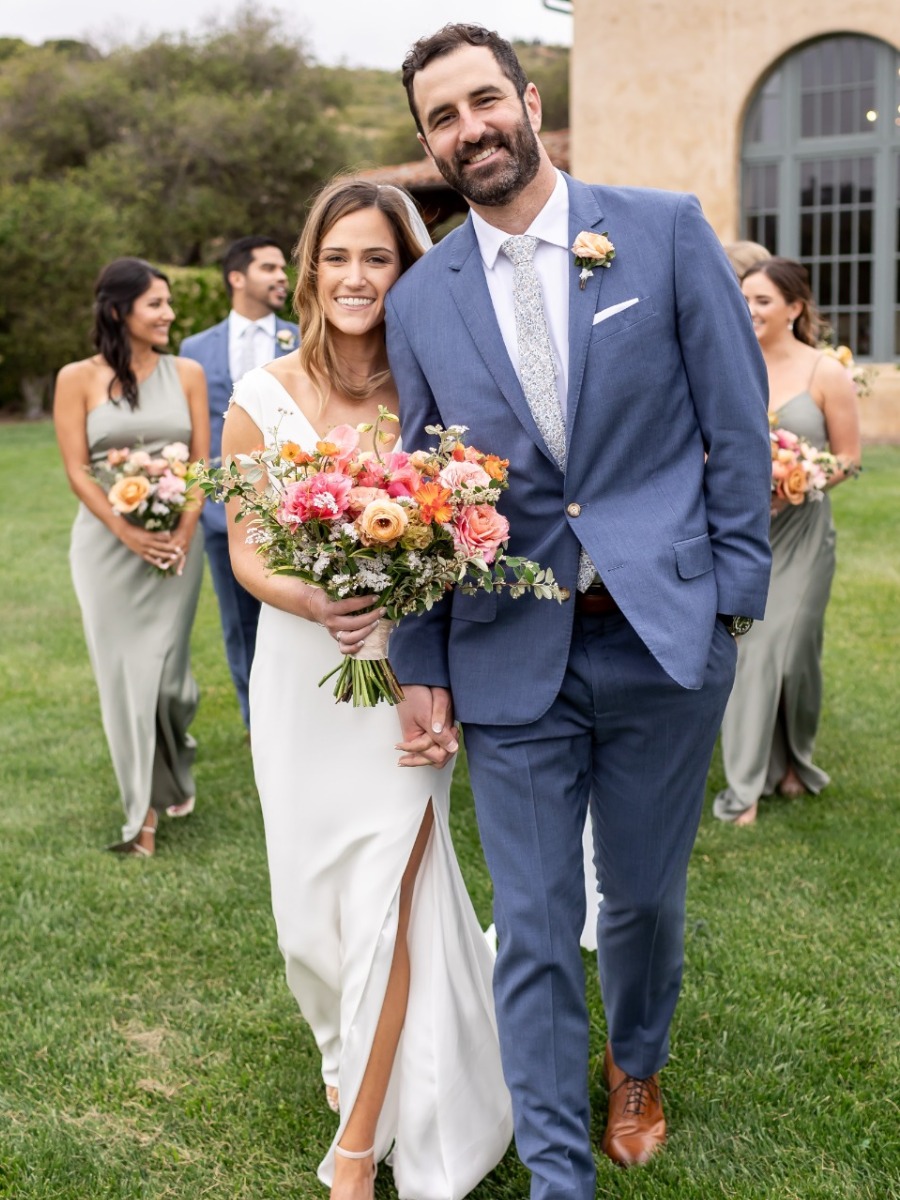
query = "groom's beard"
xmin=428 ymin=111 xmax=542 ymax=207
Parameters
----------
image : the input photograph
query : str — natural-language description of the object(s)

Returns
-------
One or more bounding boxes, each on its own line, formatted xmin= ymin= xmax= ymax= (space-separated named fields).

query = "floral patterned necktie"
xmin=500 ymin=234 xmax=597 ymax=592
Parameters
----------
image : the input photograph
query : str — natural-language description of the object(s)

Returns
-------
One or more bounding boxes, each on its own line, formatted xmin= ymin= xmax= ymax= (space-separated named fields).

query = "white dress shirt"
xmin=471 ymin=170 xmax=571 ymax=415
xmin=228 ymin=310 xmax=278 ymax=383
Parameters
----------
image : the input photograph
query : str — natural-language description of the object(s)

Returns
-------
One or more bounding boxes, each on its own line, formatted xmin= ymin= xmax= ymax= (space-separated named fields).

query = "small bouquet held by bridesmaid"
xmin=200 ymin=410 xmax=563 ymax=706
xmin=89 ymin=442 xmax=200 ymax=573
xmin=769 ymin=421 xmax=837 ymax=506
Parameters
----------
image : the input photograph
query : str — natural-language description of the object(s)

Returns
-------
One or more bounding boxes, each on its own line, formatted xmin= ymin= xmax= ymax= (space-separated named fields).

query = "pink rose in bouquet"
xmin=156 ymin=470 xmax=188 ymax=504
xmin=452 ymin=504 xmax=510 ymax=564
xmin=438 ymin=459 xmax=493 ymax=491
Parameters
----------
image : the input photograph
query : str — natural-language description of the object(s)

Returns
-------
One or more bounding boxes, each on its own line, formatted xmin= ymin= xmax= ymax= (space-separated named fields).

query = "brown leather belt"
xmin=574 ymin=588 xmax=620 ymax=616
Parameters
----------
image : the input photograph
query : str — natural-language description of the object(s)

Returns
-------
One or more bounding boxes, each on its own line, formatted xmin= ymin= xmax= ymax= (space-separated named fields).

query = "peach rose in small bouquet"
xmin=200 ymin=410 xmax=562 ymax=705
xmin=770 ymin=422 xmax=837 ymax=508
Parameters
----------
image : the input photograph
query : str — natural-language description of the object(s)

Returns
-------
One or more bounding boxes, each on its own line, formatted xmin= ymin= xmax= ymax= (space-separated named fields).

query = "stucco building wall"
xmin=569 ymin=0 xmax=900 ymax=437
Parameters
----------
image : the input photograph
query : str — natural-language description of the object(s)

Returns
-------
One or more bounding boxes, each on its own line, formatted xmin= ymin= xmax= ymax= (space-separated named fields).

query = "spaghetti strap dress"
xmin=714 ymin=387 xmax=834 ymax=821
xmin=233 ymin=367 xmax=512 ymax=1200
xmin=69 ymin=354 xmax=204 ymax=842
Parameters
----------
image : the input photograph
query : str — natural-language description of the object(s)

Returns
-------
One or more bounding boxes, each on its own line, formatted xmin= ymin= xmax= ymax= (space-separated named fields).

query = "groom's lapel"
xmin=565 ymin=177 xmax=608 ymax=441
xmin=447 ymin=219 xmax=558 ymax=466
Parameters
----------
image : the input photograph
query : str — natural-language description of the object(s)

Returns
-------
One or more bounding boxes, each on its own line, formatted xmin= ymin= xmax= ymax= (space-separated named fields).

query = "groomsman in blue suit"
xmin=387 ymin=25 xmax=773 ymax=1200
xmin=180 ymin=237 xmax=298 ymax=728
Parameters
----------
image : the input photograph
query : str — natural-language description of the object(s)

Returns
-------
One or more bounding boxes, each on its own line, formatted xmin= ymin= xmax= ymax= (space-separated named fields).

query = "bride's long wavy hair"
xmin=92 ymin=257 xmax=169 ymax=410
xmin=293 ymin=179 xmax=427 ymax=410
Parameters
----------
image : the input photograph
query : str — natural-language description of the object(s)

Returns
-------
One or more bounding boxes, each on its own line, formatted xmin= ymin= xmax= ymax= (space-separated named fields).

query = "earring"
xmin=788 ymin=318 xmax=795 ymax=332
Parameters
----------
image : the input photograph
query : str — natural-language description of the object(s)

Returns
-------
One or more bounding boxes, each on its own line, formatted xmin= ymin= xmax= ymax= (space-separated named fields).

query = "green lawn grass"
xmin=1 ymin=422 xmax=898 ymax=1200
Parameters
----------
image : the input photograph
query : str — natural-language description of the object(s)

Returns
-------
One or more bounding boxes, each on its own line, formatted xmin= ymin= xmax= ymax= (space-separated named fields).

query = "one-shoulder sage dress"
xmin=70 ymin=355 xmax=204 ymax=843
xmin=714 ymin=390 xmax=835 ymax=821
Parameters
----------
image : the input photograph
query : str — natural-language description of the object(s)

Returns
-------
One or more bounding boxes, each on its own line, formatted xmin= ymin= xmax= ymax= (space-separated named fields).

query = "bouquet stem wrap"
xmin=319 ymin=618 xmax=404 ymax=707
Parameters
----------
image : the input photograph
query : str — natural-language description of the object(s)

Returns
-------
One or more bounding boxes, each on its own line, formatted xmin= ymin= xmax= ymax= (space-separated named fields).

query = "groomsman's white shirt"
xmin=470 ymin=169 xmax=571 ymax=416
xmin=228 ymin=310 xmax=278 ymax=383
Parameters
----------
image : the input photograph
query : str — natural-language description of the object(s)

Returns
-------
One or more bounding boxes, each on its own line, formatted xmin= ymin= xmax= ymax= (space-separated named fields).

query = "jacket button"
xmin=559 ymin=587 xmax=571 ymax=601
xmin=566 ymin=502 xmax=581 ymax=517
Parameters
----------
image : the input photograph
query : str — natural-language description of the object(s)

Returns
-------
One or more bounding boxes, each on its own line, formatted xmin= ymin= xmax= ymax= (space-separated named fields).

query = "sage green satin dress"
xmin=70 ymin=355 xmax=204 ymax=843
xmin=714 ymin=391 xmax=834 ymax=821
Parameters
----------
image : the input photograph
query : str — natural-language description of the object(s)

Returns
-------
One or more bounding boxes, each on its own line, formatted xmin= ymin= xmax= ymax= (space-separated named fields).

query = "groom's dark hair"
xmin=222 ymin=235 xmax=283 ymax=297
xmin=401 ymin=24 xmax=528 ymax=136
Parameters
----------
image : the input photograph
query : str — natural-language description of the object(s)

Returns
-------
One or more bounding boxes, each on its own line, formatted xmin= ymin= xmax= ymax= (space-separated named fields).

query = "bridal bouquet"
xmin=89 ymin=442 xmax=200 ymax=572
xmin=200 ymin=410 xmax=562 ymax=705
xmin=770 ymin=422 xmax=837 ymax=505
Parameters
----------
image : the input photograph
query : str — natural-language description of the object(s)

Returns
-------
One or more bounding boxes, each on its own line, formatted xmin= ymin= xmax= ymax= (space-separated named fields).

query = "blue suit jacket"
xmin=386 ymin=176 xmax=772 ymax=724
xmin=180 ymin=316 xmax=298 ymax=532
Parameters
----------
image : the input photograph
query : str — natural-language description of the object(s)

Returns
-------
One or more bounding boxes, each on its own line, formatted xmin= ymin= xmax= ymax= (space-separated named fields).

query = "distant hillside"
xmin=335 ymin=42 xmax=570 ymax=172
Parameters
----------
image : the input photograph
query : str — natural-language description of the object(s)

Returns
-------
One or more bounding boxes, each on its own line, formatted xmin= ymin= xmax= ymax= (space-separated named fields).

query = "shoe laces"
xmin=615 ymin=1073 xmax=659 ymax=1116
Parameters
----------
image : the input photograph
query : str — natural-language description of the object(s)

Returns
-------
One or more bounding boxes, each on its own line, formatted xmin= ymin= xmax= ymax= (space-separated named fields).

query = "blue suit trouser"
xmin=204 ymin=524 xmax=261 ymax=729
xmin=462 ymin=610 xmax=737 ymax=1200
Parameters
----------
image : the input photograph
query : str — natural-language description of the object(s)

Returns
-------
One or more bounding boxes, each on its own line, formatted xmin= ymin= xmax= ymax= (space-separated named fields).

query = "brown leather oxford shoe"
xmin=600 ymin=1042 xmax=667 ymax=1166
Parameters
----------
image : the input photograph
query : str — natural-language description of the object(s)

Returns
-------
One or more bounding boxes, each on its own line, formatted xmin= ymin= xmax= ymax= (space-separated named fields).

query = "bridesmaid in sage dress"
xmin=714 ymin=258 xmax=861 ymax=825
xmin=54 ymin=258 xmax=210 ymax=856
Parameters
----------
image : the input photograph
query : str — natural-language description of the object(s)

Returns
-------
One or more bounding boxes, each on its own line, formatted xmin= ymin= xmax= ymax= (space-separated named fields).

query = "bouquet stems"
xmin=319 ymin=657 xmax=405 ymax=707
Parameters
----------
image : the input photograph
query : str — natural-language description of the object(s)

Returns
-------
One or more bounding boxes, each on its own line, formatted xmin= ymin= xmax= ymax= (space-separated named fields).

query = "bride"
xmin=221 ymin=179 xmax=512 ymax=1200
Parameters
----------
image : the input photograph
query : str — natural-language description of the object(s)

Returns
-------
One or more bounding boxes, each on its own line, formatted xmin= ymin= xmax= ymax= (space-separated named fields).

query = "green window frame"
xmin=741 ymin=34 xmax=900 ymax=359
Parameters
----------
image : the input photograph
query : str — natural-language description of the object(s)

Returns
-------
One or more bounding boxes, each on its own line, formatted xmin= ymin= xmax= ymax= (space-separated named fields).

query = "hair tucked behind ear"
xmin=92 ymin=258 xmax=169 ymax=410
xmin=292 ymin=178 xmax=426 ymax=411
xmin=742 ymin=256 xmax=822 ymax=347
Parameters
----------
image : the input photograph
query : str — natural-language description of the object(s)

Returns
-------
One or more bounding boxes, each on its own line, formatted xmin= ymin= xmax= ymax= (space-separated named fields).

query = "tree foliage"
xmin=0 ymin=15 xmax=567 ymax=410
xmin=0 ymin=177 xmax=128 ymax=409
xmin=0 ymin=12 xmax=349 ymax=266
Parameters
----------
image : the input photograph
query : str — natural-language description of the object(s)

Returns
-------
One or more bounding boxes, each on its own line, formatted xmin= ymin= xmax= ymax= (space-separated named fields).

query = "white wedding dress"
xmin=233 ymin=369 xmax=513 ymax=1199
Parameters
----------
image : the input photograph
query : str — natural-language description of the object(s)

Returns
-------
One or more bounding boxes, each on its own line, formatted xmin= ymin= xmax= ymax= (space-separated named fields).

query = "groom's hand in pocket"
xmin=396 ymin=686 xmax=458 ymax=768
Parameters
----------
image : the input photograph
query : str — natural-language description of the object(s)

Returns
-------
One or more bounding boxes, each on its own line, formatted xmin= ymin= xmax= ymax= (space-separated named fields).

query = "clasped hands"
xmin=396 ymin=685 xmax=458 ymax=769
xmin=120 ymin=524 xmax=191 ymax=574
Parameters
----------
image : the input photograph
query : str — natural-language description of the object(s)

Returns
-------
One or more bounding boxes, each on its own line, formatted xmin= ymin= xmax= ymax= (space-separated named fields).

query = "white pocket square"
xmin=593 ymin=297 xmax=640 ymax=325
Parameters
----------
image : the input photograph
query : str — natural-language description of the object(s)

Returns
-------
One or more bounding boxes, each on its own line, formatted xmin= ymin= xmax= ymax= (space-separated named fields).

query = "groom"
xmin=386 ymin=24 xmax=772 ymax=1200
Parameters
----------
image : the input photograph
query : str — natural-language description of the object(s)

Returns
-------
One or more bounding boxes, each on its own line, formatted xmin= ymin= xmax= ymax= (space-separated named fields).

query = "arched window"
xmin=741 ymin=34 xmax=900 ymax=359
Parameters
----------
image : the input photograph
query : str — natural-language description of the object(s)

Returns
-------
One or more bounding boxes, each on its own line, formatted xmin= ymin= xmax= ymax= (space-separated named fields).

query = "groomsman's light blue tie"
xmin=500 ymin=234 xmax=597 ymax=592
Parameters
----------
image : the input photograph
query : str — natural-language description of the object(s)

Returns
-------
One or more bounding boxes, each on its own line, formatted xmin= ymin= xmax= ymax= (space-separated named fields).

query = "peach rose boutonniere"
xmin=571 ymin=230 xmax=615 ymax=290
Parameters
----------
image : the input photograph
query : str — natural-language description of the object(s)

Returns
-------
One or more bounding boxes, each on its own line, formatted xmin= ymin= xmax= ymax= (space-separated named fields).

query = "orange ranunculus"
xmin=280 ymin=442 xmax=302 ymax=462
xmin=413 ymin=482 xmax=453 ymax=525
xmin=316 ymin=440 xmax=339 ymax=457
xmin=108 ymin=475 xmax=151 ymax=513
xmin=451 ymin=443 xmax=466 ymax=461
xmin=482 ymin=454 xmax=509 ymax=481
xmin=780 ymin=465 xmax=809 ymax=505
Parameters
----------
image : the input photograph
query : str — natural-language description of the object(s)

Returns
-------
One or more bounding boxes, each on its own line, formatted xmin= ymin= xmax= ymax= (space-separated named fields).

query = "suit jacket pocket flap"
xmin=451 ymin=588 xmax=498 ymax=623
xmin=673 ymin=534 xmax=714 ymax=580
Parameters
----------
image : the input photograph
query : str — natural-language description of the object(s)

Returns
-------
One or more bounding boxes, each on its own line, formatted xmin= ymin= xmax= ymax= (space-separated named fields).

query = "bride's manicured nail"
xmin=432 ymin=723 xmax=443 ymax=734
